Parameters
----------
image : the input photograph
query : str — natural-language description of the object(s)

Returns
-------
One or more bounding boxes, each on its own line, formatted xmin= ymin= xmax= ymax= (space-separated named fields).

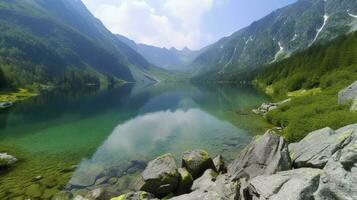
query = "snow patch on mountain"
xmin=311 ymin=14 xmax=329 ymax=45
xmin=272 ymin=41 xmax=285 ymax=63
xmin=219 ymin=46 xmax=238 ymax=74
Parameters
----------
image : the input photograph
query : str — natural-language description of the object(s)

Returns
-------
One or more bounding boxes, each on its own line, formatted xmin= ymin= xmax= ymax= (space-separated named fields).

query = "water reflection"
xmin=69 ymin=108 xmax=251 ymax=189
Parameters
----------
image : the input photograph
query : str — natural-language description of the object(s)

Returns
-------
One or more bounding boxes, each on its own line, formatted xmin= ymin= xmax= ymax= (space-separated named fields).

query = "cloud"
xmin=82 ymin=0 xmax=216 ymax=49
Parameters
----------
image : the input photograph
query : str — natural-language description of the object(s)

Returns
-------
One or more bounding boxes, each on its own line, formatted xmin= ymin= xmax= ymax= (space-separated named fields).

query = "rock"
xmin=351 ymin=98 xmax=357 ymax=112
xmin=213 ymin=155 xmax=227 ymax=173
xmin=181 ymin=149 xmax=216 ymax=179
xmin=228 ymin=130 xmax=292 ymax=181
xmin=290 ymin=125 xmax=356 ymax=169
xmin=135 ymin=153 xmax=179 ymax=198
xmin=0 ymin=102 xmax=13 ymax=109
xmin=191 ymin=169 xmax=218 ymax=191
xmin=252 ymin=99 xmax=290 ymax=116
xmin=68 ymin=165 xmax=104 ymax=188
xmin=25 ymin=184 xmax=44 ymax=198
xmin=111 ymin=191 xmax=158 ymax=200
xmin=0 ymin=153 xmax=17 ymax=169
xmin=61 ymin=165 xmax=78 ymax=173
xmin=170 ymin=173 xmax=239 ymax=200
xmin=40 ymin=177 xmax=58 ymax=188
xmin=52 ymin=191 xmax=73 ymax=200
xmin=338 ymin=80 xmax=357 ymax=104
xmin=95 ymin=176 xmax=109 ymax=186
xmin=85 ymin=188 xmax=106 ymax=200
xmin=314 ymin=126 xmax=357 ymax=200
xmin=245 ymin=168 xmax=323 ymax=200
xmin=32 ymin=175 xmax=43 ymax=181
xmin=176 ymin=168 xmax=193 ymax=194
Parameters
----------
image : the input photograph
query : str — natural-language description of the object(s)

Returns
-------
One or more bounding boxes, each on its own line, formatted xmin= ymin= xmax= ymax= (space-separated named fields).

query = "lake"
xmin=0 ymin=83 xmax=271 ymax=199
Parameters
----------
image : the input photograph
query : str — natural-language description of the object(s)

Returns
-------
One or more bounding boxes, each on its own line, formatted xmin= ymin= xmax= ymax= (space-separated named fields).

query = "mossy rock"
xmin=40 ymin=177 xmax=58 ymax=188
xmin=25 ymin=183 xmax=44 ymax=198
xmin=111 ymin=191 xmax=157 ymax=200
xmin=182 ymin=150 xmax=216 ymax=179
xmin=176 ymin=168 xmax=193 ymax=194
xmin=41 ymin=188 xmax=59 ymax=199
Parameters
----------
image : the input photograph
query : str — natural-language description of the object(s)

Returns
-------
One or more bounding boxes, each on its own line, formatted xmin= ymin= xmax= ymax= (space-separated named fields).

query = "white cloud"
xmin=82 ymin=0 xmax=216 ymax=49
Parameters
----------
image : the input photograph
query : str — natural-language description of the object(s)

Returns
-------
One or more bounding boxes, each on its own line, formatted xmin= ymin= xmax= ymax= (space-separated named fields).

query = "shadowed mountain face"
xmin=191 ymin=0 xmax=357 ymax=81
xmin=116 ymin=34 xmax=202 ymax=72
xmin=0 ymin=0 xmax=164 ymax=87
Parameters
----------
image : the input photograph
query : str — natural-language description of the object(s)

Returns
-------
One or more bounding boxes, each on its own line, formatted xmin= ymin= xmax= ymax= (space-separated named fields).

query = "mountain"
xmin=116 ymin=34 xmax=201 ymax=72
xmin=0 ymin=0 xmax=162 ymax=89
xmin=191 ymin=0 xmax=357 ymax=81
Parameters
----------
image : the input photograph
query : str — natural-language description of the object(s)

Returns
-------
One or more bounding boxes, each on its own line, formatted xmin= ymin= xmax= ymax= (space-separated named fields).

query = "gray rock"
xmin=338 ymin=80 xmax=357 ymax=104
xmin=52 ymin=191 xmax=73 ymax=200
xmin=314 ymin=126 xmax=357 ymax=200
xmin=228 ymin=130 xmax=292 ymax=180
xmin=290 ymin=125 xmax=356 ymax=169
xmin=170 ymin=173 xmax=239 ymax=200
xmin=110 ymin=191 xmax=158 ymax=200
xmin=85 ymin=188 xmax=106 ymax=200
xmin=136 ymin=153 xmax=179 ymax=198
xmin=0 ymin=102 xmax=13 ymax=109
xmin=245 ymin=168 xmax=323 ymax=200
xmin=0 ymin=153 xmax=17 ymax=169
xmin=182 ymin=149 xmax=216 ymax=179
xmin=213 ymin=155 xmax=227 ymax=173
xmin=191 ymin=169 xmax=218 ymax=191
xmin=252 ymin=99 xmax=290 ymax=116
xmin=176 ymin=168 xmax=193 ymax=194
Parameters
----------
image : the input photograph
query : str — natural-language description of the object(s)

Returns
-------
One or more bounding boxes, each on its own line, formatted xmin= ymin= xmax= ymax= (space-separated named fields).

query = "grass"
xmin=263 ymin=84 xmax=357 ymax=143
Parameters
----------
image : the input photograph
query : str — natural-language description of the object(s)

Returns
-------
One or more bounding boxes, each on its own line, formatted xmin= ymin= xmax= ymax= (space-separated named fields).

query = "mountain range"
xmin=0 ymin=0 xmax=356 ymax=88
xmin=116 ymin=34 xmax=202 ymax=72
xmin=191 ymin=0 xmax=357 ymax=81
xmin=0 ymin=0 xmax=166 ymax=89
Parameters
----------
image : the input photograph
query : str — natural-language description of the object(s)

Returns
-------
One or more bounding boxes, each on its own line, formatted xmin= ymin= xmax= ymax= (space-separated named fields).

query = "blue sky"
xmin=82 ymin=0 xmax=296 ymax=50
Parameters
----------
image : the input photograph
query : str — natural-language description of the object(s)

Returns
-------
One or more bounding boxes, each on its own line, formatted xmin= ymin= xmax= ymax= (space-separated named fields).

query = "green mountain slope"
xmin=192 ymin=0 xmax=357 ymax=81
xmin=256 ymin=31 xmax=357 ymax=142
xmin=0 ymin=0 xmax=162 ymax=89
xmin=116 ymin=34 xmax=202 ymax=72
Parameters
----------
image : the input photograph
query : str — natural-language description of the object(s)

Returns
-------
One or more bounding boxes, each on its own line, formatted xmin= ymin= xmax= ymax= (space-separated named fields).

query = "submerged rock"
xmin=135 ymin=153 xmax=179 ymax=198
xmin=53 ymin=191 xmax=73 ymax=200
xmin=110 ymin=191 xmax=158 ymax=200
xmin=244 ymin=168 xmax=323 ymax=200
xmin=228 ymin=130 xmax=291 ymax=181
xmin=290 ymin=124 xmax=357 ymax=169
xmin=181 ymin=149 xmax=216 ymax=179
xmin=0 ymin=153 xmax=17 ymax=169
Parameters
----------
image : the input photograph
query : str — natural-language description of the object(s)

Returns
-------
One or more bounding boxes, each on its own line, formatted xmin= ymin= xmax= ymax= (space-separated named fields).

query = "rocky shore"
xmin=62 ymin=123 xmax=356 ymax=200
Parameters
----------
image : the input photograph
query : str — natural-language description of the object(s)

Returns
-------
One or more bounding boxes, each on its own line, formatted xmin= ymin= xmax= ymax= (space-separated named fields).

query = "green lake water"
xmin=0 ymin=83 xmax=271 ymax=199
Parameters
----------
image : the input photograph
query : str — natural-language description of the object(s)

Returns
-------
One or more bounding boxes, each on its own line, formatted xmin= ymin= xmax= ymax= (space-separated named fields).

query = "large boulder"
xmin=228 ymin=130 xmax=292 ymax=181
xmin=338 ymin=80 xmax=357 ymax=104
xmin=170 ymin=171 xmax=239 ymax=200
xmin=110 ymin=191 xmax=158 ymax=200
xmin=0 ymin=153 xmax=17 ymax=169
xmin=243 ymin=168 xmax=323 ymax=200
xmin=290 ymin=125 xmax=356 ymax=169
xmin=314 ymin=125 xmax=357 ymax=200
xmin=181 ymin=150 xmax=216 ymax=179
xmin=135 ymin=154 xmax=179 ymax=198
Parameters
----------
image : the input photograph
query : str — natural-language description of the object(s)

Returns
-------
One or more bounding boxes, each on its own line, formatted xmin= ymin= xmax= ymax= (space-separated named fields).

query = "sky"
xmin=82 ymin=0 xmax=296 ymax=50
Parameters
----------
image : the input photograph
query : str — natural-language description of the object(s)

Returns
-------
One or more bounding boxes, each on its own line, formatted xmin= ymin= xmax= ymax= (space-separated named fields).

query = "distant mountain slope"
xmin=117 ymin=34 xmax=201 ymax=72
xmin=0 ymin=0 xmax=161 ymax=88
xmin=192 ymin=0 xmax=357 ymax=81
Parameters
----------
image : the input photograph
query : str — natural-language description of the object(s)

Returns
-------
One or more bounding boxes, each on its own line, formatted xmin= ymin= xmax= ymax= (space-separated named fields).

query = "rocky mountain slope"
xmin=0 ymin=0 xmax=162 ymax=88
xmin=192 ymin=0 xmax=357 ymax=81
xmin=117 ymin=34 xmax=202 ymax=72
